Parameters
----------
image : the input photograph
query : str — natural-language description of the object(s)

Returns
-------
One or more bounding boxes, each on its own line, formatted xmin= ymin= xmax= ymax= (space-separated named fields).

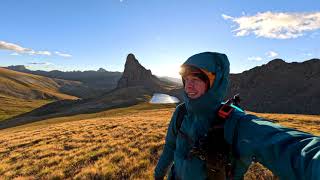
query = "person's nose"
xmin=185 ymin=80 xmax=194 ymax=90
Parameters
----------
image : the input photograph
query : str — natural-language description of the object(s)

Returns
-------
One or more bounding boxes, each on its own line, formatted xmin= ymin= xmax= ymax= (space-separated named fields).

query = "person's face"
xmin=183 ymin=74 xmax=207 ymax=99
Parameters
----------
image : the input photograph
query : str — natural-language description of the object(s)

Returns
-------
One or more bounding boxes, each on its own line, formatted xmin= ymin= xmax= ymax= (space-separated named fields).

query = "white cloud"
xmin=0 ymin=41 xmax=31 ymax=52
xmin=304 ymin=53 xmax=313 ymax=56
xmin=222 ymin=11 xmax=320 ymax=39
xmin=266 ymin=51 xmax=278 ymax=58
xmin=0 ymin=40 xmax=51 ymax=56
xmin=55 ymin=51 xmax=72 ymax=58
xmin=37 ymin=51 xmax=51 ymax=56
xmin=10 ymin=52 xmax=20 ymax=56
xmin=1 ymin=40 xmax=71 ymax=58
xmin=221 ymin=14 xmax=233 ymax=20
xmin=28 ymin=62 xmax=54 ymax=66
xmin=248 ymin=56 xmax=263 ymax=61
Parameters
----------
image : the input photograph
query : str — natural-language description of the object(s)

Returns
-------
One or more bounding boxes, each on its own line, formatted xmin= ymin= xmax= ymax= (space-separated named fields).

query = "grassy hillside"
xmin=0 ymin=95 xmax=50 ymax=121
xmin=0 ymin=67 xmax=80 ymax=121
xmin=0 ymin=67 xmax=78 ymax=100
xmin=0 ymin=103 xmax=318 ymax=179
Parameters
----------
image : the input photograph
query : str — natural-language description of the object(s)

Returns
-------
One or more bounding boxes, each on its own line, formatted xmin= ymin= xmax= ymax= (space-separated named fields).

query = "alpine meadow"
xmin=0 ymin=103 xmax=319 ymax=179
xmin=1 ymin=1 xmax=320 ymax=179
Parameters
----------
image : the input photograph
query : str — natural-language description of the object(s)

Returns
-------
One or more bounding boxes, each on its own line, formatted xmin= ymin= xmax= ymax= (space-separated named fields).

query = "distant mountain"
xmin=0 ymin=67 xmax=78 ymax=100
xmin=227 ymin=58 xmax=320 ymax=115
xmin=7 ymin=65 xmax=28 ymax=72
xmin=6 ymin=65 xmax=122 ymax=98
xmin=97 ymin=68 xmax=107 ymax=72
xmin=158 ymin=76 xmax=182 ymax=85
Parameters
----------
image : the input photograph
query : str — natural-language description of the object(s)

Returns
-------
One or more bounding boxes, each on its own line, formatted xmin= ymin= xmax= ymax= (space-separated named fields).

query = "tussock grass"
xmin=250 ymin=111 xmax=320 ymax=135
xmin=0 ymin=104 xmax=172 ymax=179
xmin=0 ymin=103 xmax=318 ymax=179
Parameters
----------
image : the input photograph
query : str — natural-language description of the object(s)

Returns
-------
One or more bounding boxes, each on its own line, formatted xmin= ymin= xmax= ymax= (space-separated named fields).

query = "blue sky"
xmin=0 ymin=0 xmax=319 ymax=78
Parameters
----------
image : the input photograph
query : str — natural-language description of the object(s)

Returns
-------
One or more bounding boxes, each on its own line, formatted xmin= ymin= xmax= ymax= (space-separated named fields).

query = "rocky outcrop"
xmin=227 ymin=58 xmax=320 ymax=115
xmin=117 ymin=53 xmax=163 ymax=89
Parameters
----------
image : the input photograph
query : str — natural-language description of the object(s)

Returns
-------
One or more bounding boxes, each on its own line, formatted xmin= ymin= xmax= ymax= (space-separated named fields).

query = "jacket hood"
xmin=182 ymin=52 xmax=230 ymax=115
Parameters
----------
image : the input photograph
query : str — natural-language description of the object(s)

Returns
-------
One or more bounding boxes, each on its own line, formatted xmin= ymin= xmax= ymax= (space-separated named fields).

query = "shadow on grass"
xmin=0 ymin=98 xmax=141 ymax=130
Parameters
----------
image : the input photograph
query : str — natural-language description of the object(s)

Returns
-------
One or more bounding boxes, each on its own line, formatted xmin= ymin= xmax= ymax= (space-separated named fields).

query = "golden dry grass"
xmin=0 ymin=67 xmax=79 ymax=122
xmin=0 ymin=67 xmax=78 ymax=100
xmin=0 ymin=104 xmax=172 ymax=179
xmin=0 ymin=104 xmax=319 ymax=179
xmin=250 ymin=111 xmax=320 ymax=135
xmin=0 ymin=95 xmax=50 ymax=122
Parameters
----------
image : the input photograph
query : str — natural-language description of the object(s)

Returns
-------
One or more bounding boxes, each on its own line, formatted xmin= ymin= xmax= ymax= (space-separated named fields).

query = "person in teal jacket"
xmin=154 ymin=52 xmax=320 ymax=180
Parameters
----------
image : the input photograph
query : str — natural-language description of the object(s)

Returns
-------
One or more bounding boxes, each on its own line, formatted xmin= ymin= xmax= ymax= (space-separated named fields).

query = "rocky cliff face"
xmin=227 ymin=58 xmax=320 ymax=115
xmin=117 ymin=54 xmax=163 ymax=89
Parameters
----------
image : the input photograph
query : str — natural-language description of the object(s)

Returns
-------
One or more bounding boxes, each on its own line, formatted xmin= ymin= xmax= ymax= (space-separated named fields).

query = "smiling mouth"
xmin=187 ymin=92 xmax=197 ymax=96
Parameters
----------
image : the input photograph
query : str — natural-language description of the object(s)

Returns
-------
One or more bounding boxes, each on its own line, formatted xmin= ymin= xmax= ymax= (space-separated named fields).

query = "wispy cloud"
xmin=0 ymin=40 xmax=51 ymax=56
xmin=222 ymin=14 xmax=233 ymax=20
xmin=55 ymin=51 xmax=72 ymax=58
xmin=32 ymin=51 xmax=52 ymax=56
xmin=0 ymin=40 xmax=71 ymax=58
xmin=10 ymin=52 xmax=20 ymax=56
xmin=222 ymin=11 xmax=320 ymax=39
xmin=248 ymin=56 xmax=263 ymax=61
xmin=303 ymin=53 xmax=313 ymax=56
xmin=0 ymin=41 xmax=31 ymax=53
xmin=28 ymin=62 xmax=54 ymax=66
xmin=266 ymin=51 xmax=278 ymax=58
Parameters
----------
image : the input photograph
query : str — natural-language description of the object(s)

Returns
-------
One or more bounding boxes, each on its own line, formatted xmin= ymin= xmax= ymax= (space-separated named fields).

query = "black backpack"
xmin=173 ymin=95 xmax=241 ymax=180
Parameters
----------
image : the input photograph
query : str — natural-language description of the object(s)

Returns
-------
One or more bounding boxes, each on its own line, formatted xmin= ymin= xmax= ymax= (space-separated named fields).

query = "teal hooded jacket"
xmin=154 ymin=52 xmax=320 ymax=180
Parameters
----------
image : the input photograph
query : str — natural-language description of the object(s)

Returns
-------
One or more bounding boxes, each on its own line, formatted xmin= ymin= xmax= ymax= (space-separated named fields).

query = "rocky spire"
xmin=116 ymin=53 xmax=162 ymax=89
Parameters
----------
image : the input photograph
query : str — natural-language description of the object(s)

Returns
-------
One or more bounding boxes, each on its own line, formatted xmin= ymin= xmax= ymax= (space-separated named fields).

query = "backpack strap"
xmin=172 ymin=103 xmax=194 ymax=145
xmin=173 ymin=94 xmax=242 ymax=136
xmin=172 ymin=103 xmax=186 ymax=137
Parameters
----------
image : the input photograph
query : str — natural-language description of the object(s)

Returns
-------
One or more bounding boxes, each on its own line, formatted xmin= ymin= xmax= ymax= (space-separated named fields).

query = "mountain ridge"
xmin=5 ymin=65 xmax=123 ymax=98
xmin=227 ymin=58 xmax=320 ymax=114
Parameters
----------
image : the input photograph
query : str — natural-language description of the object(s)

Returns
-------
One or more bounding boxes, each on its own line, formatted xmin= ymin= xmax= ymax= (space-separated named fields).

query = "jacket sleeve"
xmin=224 ymin=111 xmax=320 ymax=180
xmin=154 ymin=106 xmax=180 ymax=179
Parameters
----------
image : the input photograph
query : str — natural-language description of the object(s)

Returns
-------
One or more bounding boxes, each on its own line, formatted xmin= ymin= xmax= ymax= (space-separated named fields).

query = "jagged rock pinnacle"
xmin=116 ymin=53 xmax=161 ymax=89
